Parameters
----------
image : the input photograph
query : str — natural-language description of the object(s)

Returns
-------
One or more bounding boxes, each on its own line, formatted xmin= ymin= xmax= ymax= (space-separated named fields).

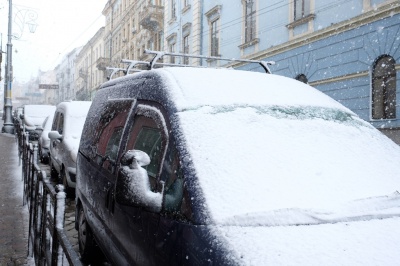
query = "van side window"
xmin=94 ymin=100 xmax=134 ymax=172
xmin=161 ymin=146 xmax=193 ymax=222
xmin=125 ymin=115 xmax=165 ymax=190
xmin=51 ymin=112 xmax=59 ymax=131
xmin=58 ymin=114 xmax=64 ymax=135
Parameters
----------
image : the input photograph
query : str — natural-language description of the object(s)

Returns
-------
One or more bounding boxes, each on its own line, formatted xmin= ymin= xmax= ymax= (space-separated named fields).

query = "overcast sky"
xmin=0 ymin=0 xmax=106 ymax=83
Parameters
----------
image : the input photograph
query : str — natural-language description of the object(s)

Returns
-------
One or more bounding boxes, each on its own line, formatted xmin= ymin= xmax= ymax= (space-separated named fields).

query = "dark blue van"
xmin=75 ymin=67 xmax=400 ymax=265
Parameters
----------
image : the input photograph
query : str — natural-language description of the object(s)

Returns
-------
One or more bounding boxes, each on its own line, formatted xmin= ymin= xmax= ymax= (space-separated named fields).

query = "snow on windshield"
xmin=177 ymin=104 xmax=400 ymax=223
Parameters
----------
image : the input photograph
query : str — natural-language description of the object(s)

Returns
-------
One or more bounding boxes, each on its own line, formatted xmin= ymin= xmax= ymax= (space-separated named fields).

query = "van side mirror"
xmin=115 ymin=150 xmax=164 ymax=213
xmin=48 ymin=130 xmax=63 ymax=141
xmin=19 ymin=114 xmax=24 ymax=120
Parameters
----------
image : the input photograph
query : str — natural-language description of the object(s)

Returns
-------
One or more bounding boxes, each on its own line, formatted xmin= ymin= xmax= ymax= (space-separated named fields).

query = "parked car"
xmin=13 ymin=106 xmax=24 ymax=139
xmin=21 ymin=105 xmax=56 ymax=141
xmin=76 ymin=67 xmax=400 ymax=265
xmin=38 ymin=111 xmax=55 ymax=164
xmin=48 ymin=101 xmax=92 ymax=197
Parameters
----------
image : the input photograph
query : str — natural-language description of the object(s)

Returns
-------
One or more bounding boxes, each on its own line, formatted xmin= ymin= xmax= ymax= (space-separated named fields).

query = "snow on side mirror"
xmin=48 ymin=130 xmax=63 ymax=140
xmin=115 ymin=150 xmax=164 ymax=212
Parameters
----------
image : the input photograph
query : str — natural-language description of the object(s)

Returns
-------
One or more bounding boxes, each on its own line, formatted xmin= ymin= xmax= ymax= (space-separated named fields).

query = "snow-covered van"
xmin=48 ymin=101 xmax=92 ymax=197
xmin=76 ymin=67 xmax=400 ymax=265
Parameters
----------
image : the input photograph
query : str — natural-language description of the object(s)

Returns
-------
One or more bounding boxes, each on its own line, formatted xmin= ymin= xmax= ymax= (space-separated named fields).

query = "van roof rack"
xmin=144 ymin=49 xmax=275 ymax=74
xmin=107 ymin=50 xmax=275 ymax=80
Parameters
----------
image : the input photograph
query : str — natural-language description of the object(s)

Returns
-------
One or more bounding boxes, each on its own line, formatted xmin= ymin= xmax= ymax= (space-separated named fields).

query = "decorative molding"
xmin=309 ymin=70 xmax=370 ymax=86
xmin=238 ymin=38 xmax=259 ymax=50
xmin=205 ymin=5 xmax=222 ymax=20
xmin=182 ymin=22 xmax=192 ymax=36
xmin=286 ymin=14 xmax=316 ymax=29
xmin=182 ymin=4 xmax=191 ymax=14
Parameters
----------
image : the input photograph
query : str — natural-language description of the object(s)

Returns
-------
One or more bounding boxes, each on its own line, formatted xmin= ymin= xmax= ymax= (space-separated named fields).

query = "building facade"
xmin=164 ymin=0 xmax=400 ymax=143
xmin=102 ymin=0 xmax=164 ymax=74
xmin=75 ymin=27 xmax=106 ymax=100
xmin=56 ymin=47 xmax=82 ymax=102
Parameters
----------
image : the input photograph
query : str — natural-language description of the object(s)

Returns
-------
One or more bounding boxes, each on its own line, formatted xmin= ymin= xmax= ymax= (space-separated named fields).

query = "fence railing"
xmin=20 ymin=132 xmax=82 ymax=266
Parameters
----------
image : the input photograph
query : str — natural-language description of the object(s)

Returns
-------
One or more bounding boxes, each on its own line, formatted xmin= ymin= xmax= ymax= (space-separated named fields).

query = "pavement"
xmin=0 ymin=119 xmax=105 ymax=265
xmin=0 ymin=120 xmax=33 ymax=265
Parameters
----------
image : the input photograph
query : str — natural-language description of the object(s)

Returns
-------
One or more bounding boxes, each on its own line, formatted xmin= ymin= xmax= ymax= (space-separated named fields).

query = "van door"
xmin=113 ymin=102 xmax=169 ymax=265
xmin=78 ymin=99 xmax=135 ymax=262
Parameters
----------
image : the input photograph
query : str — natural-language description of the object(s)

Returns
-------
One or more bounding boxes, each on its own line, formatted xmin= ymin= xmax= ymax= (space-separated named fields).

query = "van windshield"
xmin=177 ymin=105 xmax=400 ymax=225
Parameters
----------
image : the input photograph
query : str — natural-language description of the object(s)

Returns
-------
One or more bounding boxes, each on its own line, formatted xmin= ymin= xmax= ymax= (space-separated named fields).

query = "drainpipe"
xmin=199 ymin=0 xmax=203 ymax=66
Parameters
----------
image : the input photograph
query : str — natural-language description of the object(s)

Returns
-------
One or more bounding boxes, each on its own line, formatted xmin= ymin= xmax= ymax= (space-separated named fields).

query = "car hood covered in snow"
xmin=23 ymin=105 xmax=56 ymax=130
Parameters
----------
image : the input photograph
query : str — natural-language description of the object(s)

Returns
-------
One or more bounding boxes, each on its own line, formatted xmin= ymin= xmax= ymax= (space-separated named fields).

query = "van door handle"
xmin=110 ymin=191 xmax=115 ymax=214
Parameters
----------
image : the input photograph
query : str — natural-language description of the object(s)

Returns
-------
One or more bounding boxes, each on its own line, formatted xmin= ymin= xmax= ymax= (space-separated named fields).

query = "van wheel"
xmin=78 ymin=207 xmax=96 ymax=263
xmin=61 ymin=168 xmax=74 ymax=198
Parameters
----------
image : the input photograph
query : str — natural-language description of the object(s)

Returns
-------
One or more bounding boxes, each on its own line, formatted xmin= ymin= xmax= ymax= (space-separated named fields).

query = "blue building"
xmin=164 ymin=0 xmax=400 ymax=143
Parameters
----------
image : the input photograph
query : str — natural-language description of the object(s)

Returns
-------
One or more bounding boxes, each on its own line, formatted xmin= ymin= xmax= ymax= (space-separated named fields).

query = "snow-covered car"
xmin=76 ymin=67 xmax=400 ymax=265
xmin=48 ymin=101 xmax=92 ymax=197
xmin=21 ymin=105 xmax=56 ymax=141
xmin=38 ymin=111 xmax=55 ymax=163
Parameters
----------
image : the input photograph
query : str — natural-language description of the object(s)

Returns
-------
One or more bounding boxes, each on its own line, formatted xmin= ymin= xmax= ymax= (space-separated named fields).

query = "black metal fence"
xmin=20 ymin=132 xmax=82 ymax=266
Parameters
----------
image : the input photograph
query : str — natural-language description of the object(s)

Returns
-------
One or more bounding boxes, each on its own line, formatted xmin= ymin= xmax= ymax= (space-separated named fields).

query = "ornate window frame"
xmin=287 ymin=0 xmax=315 ymax=40
xmin=239 ymin=0 xmax=259 ymax=51
xmin=205 ymin=5 xmax=222 ymax=58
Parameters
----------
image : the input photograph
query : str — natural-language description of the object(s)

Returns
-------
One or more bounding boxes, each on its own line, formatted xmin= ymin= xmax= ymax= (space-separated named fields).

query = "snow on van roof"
xmin=156 ymin=67 xmax=352 ymax=113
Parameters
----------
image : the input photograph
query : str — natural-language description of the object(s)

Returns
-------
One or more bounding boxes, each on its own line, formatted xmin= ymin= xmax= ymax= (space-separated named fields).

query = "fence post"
xmin=51 ymin=185 xmax=66 ymax=266
xmin=40 ymin=179 xmax=51 ymax=265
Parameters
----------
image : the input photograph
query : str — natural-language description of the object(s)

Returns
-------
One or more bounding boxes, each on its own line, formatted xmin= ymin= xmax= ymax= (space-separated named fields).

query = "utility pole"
xmin=2 ymin=0 xmax=14 ymax=133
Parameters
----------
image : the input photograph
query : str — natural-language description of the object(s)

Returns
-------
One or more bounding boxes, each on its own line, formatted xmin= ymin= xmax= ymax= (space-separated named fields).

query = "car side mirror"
xmin=48 ymin=130 xmax=63 ymax=141
xmin=115 ymin=150 xmax=164 ymax=213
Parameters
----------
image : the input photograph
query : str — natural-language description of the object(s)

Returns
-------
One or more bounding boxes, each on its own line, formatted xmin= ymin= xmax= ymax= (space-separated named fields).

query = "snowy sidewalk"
xmin=0 ymin=121 xmax=32 ymax=265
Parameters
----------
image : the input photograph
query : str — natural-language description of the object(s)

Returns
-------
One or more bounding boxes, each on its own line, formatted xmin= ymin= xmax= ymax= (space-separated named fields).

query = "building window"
xmin=244 ymin=0 xmax=256 ymax=43
xmin=205 ymin=5 xmax=222 ymax=58
xmin=183 ymin=35 xmax=189 ymax=64
xmin=294 ymin=0 xmax=310 ymax=20
xmin=295 ymin=74 xmax=308 ymax=84
xmin=210 ymin=19 xmax=219 ymax=57
xmin=169 ymin=42 xmax=176 ymax=63
xmin=171 ymin=0 xmax=177 ymax=19
xmin=167 ymin=33 xmax=177 ymax=64
xmin=372 ymin=55 xmax=397 ymax=120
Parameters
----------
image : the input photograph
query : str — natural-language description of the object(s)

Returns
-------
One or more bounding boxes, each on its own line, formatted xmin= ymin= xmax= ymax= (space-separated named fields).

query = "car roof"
xmin=56 ymin=101 xmax=92 ymax=116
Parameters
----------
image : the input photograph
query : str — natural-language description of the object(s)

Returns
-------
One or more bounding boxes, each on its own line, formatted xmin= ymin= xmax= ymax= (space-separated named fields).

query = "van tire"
xmin=78 ymin=207 xmax=96 ymax=263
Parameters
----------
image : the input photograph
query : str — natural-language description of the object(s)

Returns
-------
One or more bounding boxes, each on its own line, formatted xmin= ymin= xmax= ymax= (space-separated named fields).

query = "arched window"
xmin=372 ymin=55 xmax=397 ymax=119
xmin=295 ymin=74 xmax=308 ymax=84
